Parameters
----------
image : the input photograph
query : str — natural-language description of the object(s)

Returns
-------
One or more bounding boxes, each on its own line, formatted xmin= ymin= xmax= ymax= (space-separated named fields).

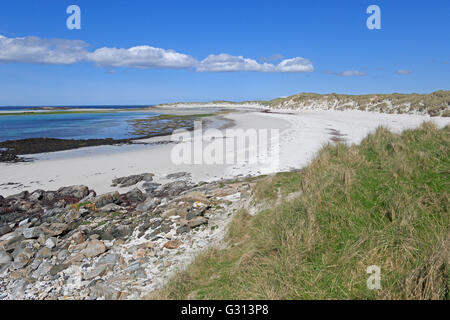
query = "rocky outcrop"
xmin=0 ymin=174 xmax=256 ymax=300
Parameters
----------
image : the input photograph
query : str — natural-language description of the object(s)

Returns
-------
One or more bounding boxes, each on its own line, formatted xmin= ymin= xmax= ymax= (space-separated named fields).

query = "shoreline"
xmin=1 ymin=108 xmax=449 ymax=198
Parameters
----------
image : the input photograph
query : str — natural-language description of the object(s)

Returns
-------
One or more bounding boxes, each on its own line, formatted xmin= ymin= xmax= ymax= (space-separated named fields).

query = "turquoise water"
xmin=0 ymin=111 xmax=160 ymax=141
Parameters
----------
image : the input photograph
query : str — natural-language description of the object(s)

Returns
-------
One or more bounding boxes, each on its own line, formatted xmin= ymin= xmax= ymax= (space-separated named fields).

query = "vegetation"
xmin=152 ymin=122 xmax=449 ymax=300
xmin=269 ymin=90 xmax=450 ymax=117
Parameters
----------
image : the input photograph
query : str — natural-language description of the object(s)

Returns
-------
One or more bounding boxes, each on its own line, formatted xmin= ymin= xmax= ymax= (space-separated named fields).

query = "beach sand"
xmin=1 ymin=107 xmax=449 ymax=197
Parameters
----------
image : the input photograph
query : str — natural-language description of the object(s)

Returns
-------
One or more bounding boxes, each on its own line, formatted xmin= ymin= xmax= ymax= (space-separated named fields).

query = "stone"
xmin=40 ymin=223 xmax=68 ymax=236
xmin=94 ymin=192 xmax=120 ymax=208
xmin=29 ymin=190 xmax=44 ymax=201
xmin=187 ymin=216 xmax=208 ymax=228
xmin=111 ymin=173 xmax=153 ymax=188
xmin=83 ymin=264 xmax=107 ymax=280
xmin=71 ymin=231 xmax=85 ymax=244
xmin=97 ymin=253 xmax=119 ymax=266
xmin=45 ymin=237 xmax=57 ymax=249
xmin=125 ymin=188 xmax=146 ymax=203
xmin=0 ymin=225 xmax=12 ymax=237
xmin=163 ymin=240 xmax=182 ymax=250
xmin=13 ymin=248 xmax=34 ymax=269
xmin=99 ymin=203 xmax=122 ymax=213
xmin=135 ymin=197 xmax=161 ymax=212
xmin=36 ymin=247 xmax=52 ymax=259
xmin=82 ymin=240 xmax=106 ymax=258
xmin=68 ymin=252 xmax=86 ymax=264
xmin=32 ymin=261 xmax=52 ymax=279
xmin=57 ymin=249 xmax=70 ymax=261
xmin=166 ymin=172 xmax=191 ymax=179
xmin=11 ymin=279 xmax=28 ymax=299
xmin=57 ymin=185 xmax=90 ymax=199
xmin=23 ymin=227 xmax=42 ymax=239
xmin=142 ymin=182 xmax=161 ymax=194
xmin=49 ymin=263 xmax=70 ymax=276
xmin=0 ymin=250 xmax=12 ymax=264
xmin=90 ymin=283 xmax=120 ymax=300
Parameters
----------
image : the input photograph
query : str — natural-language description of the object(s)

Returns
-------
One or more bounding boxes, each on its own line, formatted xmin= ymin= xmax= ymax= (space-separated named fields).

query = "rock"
xmin=36 ymin=247 xmax=52 ymax=259
xmin=13 ymin=248 xmax=34 ymax=269
xmin=97 ymin=253 xmax=119 ymax=266
xmin=11 ymin=279 xmax=28 ymax=299
xmin=57 ymin=249 xmax=70 ymax=261
xmin=68 ymin=252 xmax=85 ymax=264
xmin=29 ymin=190 xmax=44 ymax=201
xmin=32 ymin=261 xmax=52 ymax=279
xmin=102 ymin=225 xmax=133 ymax=240
xmin=125 ymin=188 xmax=146 ymax=203
xmin=40 ymin=223 xmax=68 ymax=236
xmin=111 ymin=173 xmax=153 ymax=188
xmin=80 ymin=191 xmax=97 ymax=203
xmin=23 ymin=227 xmax=42 ymax=239
xmin=0 ymin=250 xmax=12 ymax=264
xmin=6 ymin=191 xmax=28 ymax=201
xmin=45 ymin=237 xmax=57 ymax=249
xmin=163 ymin=240 xmax=182 ymax=250
xmin=187 ymin=216 xmax=208 ymax=228
xmin=94 ymin=192 xmax=120 ymax=208
xmin=142 ymin=182 xmax=161 ymax=194
xmin=153 ymin=181 xmax=192 ymax=197
xmin=82 ymin=240 xmax=106 ymax=258
xmin=99 ymin=203 xmax=122 ymax=213
xmin=2 ymin=233 xmax=25 ymax=252
xmin=49 ymin=263 xmax=70 ymax=276
xmin=83 ymin=264 xmax=107 ymax=280
xmin=64 ymin=210 xmax=80 ymax=224
xmin=135 ymin=197 xmax=160 ymax=212
xmin=57 ymin=185 xmax=90 ymax=199
xmin=166 ymin=172 xmax=191 ymax=179
xmin=37 ymin=233 xmax=47 ymax=246
xmin=90 ymin=283 xmax=120 ymax=300
xmin=71 ymin=231 xmax=85 ymax=244
xmin=0 ymin=225 xmax=12 ymax=237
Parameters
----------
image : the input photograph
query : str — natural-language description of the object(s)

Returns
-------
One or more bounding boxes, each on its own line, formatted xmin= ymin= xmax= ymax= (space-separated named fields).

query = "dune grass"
xmin=151 ymin=122 xmax=449 ymax=300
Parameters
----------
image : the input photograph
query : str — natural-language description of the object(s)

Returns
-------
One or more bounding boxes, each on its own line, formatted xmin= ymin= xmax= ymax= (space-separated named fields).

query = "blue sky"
xmin=0 ymin=0 xmax=449 ymax=106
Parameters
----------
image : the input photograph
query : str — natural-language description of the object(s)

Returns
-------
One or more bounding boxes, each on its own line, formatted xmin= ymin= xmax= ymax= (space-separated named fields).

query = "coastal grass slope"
xmin=157 ymin=90 xmax=450 ymax=117
xmin=151 ymin=122 xmax=449 ymax=300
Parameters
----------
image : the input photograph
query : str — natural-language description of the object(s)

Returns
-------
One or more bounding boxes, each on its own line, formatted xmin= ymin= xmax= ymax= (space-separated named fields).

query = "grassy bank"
xmin=152 ymin=122 xmax=449 ymax=300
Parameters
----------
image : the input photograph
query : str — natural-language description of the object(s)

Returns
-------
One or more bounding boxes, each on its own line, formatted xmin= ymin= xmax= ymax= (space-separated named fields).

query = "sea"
xmin=0 ymin=106 xmax=161 ymax=142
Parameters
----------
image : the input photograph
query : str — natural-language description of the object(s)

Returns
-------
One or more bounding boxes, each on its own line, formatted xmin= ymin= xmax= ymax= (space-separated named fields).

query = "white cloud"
xmin=197 ymin=54 xmax=274 ymax=72
xmin=87 ymin=45 xmax=198 ymax=69
xmin=275 ymin=57 xmax=314 ymax=72
xmin=197 ymin=53 xmax=314 ymax=73
xmin=0 ymin=34 xmax=88 ymax=64
xmin=325 ymin=70 xmax=367 ymax=77
xmin=0 ymin=34 xmax=314 ymax=73
xmin=396 ymin=69 xmax=412 ymax=75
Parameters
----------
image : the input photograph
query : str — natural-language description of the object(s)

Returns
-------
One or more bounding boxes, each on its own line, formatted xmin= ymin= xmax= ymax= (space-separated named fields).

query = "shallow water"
xmin=0 ymin=111 xmax=160 ymax=141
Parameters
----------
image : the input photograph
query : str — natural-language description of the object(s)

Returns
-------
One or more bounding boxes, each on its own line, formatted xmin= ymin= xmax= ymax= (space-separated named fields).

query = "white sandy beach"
xmin=1 ymin=107 xmax=449 ymax=197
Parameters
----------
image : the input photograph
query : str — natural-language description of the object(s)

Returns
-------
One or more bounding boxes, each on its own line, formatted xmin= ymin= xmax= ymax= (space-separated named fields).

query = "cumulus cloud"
xmin=396 ymin=69 xmax=413 ymax=75
xmin=325 ymin=70 xmax=367 ymax=77
xmin=0 ymin=34 xmax=88 ymax=64
xmin=87 ymin=45 xmax=198 ymax=69
xmin=198 ymin=54 xmax=314 ymax=73
xmin=0 ymin=34 xmax=314 ymax=73
xmin=275 ymin=57 xmax=314 ymax=72
xmin=197 ymin=54 xmax=274 ymax=72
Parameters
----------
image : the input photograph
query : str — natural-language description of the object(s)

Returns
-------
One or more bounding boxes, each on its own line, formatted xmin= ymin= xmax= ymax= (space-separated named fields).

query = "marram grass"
xmin=150 ymin=122 xmax=449 ymax=300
